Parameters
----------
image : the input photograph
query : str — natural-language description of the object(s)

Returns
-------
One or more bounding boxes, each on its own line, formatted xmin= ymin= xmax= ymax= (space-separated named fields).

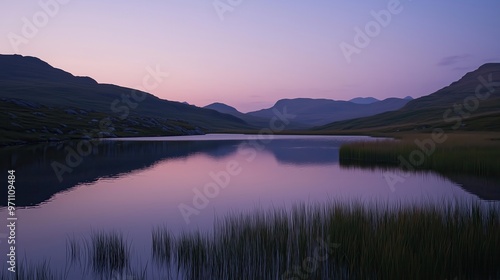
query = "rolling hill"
xmin=204 ymin=102 xmax=280 ymax=128
xmin=204 ymin=102 xmax=242 ymax=116
xmin=0 ymin=55 xmax=254 ymax=144
xmin=316 ymin=63 xmax=500 ymax=132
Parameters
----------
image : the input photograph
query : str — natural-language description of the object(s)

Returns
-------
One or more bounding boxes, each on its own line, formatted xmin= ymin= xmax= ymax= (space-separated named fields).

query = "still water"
xmin=0 ymin=134 xmax=498 ymax=278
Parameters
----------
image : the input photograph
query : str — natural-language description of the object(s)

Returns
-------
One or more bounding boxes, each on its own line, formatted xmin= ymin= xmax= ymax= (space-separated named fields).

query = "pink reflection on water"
xmin=0 ymin=137 xmax=481 ymax=272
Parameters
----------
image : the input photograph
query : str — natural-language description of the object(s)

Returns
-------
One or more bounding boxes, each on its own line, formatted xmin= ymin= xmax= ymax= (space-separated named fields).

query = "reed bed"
xmin=0 ymin=261 xmax=62 ymax=280
xmin=152 ymin=201 xmax=500 ymax=279
xmin=339 ymin=133 xmax=500 ymax=176
xmin=66 ymin=236 xmax=81 ymax=264
xmin=88 ymin=231 xmax=132 ymax=279
xmin=2 ymin=201 xmax=499 ymax=279
xmin=152 ymin=227 xmax=173 ymax=266
xmin=65 ymin=231 xmax=136 ymax=279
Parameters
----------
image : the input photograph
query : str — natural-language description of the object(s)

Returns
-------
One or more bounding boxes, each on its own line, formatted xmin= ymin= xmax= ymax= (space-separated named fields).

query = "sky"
xmin=1 ymin=0 xmax=500 ymax=112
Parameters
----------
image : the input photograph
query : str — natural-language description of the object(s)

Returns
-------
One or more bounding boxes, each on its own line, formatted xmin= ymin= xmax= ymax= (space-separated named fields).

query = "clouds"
xmin=437 ymin=54 xmax=500 ymax=72
xmin=437 ymin=54 xmax=472 ymax=67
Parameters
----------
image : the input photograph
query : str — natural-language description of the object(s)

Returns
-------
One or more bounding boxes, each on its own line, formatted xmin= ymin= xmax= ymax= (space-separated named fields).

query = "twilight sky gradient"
xmin=1 ymin=0 xmax=500 ymax=112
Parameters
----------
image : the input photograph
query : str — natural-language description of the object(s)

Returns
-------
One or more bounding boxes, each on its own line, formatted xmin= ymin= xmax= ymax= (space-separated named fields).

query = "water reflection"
xmin=1 ymin=140 xmax=243 ymax=206
xmin=1 ymin=135 xmax=368 ymax=207
xmin=339 ymin=161 xmax=500 ymax=201
xmin=1 ymin=135 xmax=498 ymax=279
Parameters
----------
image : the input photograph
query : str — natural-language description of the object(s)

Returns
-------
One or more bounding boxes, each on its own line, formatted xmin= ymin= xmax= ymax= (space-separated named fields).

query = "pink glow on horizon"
xmin=1 ymin=1 xmax=499 ymax=112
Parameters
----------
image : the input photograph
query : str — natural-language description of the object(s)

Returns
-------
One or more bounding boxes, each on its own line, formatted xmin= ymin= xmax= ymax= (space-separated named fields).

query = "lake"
xmin=0 ymin=134 xmax=498 ymax=278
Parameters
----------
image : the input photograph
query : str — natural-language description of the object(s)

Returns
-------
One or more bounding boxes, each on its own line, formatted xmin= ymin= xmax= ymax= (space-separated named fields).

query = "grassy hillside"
xmin=0 ymin=98 xmax=203 ymax=144
xmin=0 ymin=55 xmax=255 ymax=144
xmin=0 ymin=55 xmax=252 ymax=141
xmin=316 ymin=63 xmax=500 ymax=133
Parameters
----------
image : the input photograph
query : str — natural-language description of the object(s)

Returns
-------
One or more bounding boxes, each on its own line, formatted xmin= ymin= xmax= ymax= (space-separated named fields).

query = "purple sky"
xmin=1 ymin=0 xmax=500 ymax=112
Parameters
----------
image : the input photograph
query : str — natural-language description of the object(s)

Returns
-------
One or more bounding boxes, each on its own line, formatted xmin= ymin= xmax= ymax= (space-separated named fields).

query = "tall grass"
xmin=0 ymin=261 xmax=62 ymax=280
xmin=153 ymin=201 xmax=500 ymax=279
xmin=2 ymin=201 xmax=499 ymax=279
xmin=88 ymin=231 xmax=131 ymax=277
xmin=339 ymin=133 xmax=500 ymax=176
xmin=66 ymin=236 xmax=81 ymax=264
xmin=152 ymin=226 xmax=174 ymax=274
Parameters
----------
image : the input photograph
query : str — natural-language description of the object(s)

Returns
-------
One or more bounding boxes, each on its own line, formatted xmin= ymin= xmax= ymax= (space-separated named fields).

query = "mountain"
xmin=349 ymin=97 xmax=380 ymax=104
xmin=316 ymin=63 xmax=500 ymax=132
xmin=0 ymin=55 xmax=253 ymax=144
xmin=204 ymin=102 xmax=277 ymax=128
xmin=205 ymin=102 xmax=242 ymax=116
xmin=247 ymin=97 xmax=411 ymax=127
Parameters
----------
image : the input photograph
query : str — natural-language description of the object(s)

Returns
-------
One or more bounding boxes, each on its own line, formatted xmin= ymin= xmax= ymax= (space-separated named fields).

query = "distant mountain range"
xmin=1 ymin=54 xmax=498 ymax=144
xmin=316 ymin=63 xmax=500 ymax=132
xmin=205 ymin=97 xmax=413 ymax=127
xmin=349 ymin=97 xmax=380 ymax=104
xmin=245 ymin=97 xmax=412 ymax=127
xmin=349 ymin=96 xmax=412 ymax=104
xmin=204 ymin=102 xmax=283 ymax=128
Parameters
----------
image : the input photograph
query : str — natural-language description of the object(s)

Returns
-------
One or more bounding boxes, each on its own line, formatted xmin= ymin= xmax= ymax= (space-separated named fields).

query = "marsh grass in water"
xmin=153 ymin=201 xmax=500 ymax=279
xmin=152 ymin=226 xmax=174 ymax=273
xmin=339 ymin=133 xmax=500 ymax=176
xmin=65 ymin=231 xmax=141 ymax=279
xmin=66 ymin=236 xmax=81 ymax=265
xmin=88 ymin=231 xmax=131 ymax=278
xmin=0 ymin=261 xmax=63 ymax=280
xmin=1 ymin=201 xmax=499 ymax=279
